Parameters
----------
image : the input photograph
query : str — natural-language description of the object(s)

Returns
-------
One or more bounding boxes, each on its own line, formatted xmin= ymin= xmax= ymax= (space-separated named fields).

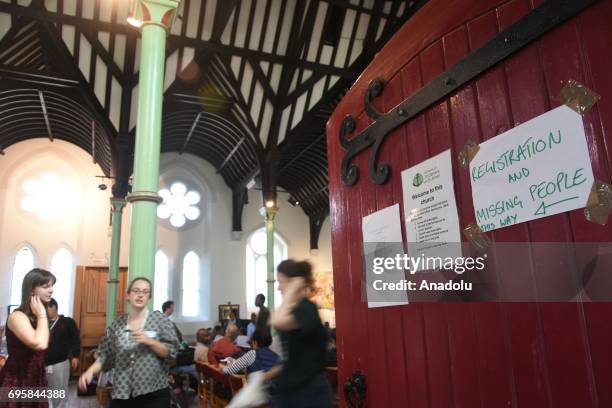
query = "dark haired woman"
xmin=78 ymin=277 xmax=179 ymax=408
xmin=270 ymin=260 xmax=332 ymax=408
xmin=0 ymin=268 xmax=56 ymax=407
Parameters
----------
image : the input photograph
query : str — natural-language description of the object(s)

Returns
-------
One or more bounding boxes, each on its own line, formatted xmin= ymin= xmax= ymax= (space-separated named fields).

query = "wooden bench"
xmin=196 ymin=361 xmax=246 ymax=408
xmin=196 ymin=362 xmax=213 ymax=408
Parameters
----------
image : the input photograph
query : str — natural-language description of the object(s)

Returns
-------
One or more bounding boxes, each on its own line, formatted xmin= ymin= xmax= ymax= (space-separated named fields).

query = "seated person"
xmin=222 ymin=329 xmax=279 ymax=375
xmin=194 ymin=328 xmax=211 ymax=362
xmin=247 ymin=313 xmax=257 ymax=339
xmin=212 ymin=325 xmax=224 ymax=344
xmin=169 ymin=373 xmax=190 ymax=408
xmin=235 ymin=327 xmax=251 ymax=352
xmin=171 ymin=327 xmax=212 ymax=389
xmin=222 ymin=312 xmax=238 ymax=332
xmin=162 ymin=300 xmax=185 ymax=346
xmin=208 ymin=324 xmax=241 ymax=366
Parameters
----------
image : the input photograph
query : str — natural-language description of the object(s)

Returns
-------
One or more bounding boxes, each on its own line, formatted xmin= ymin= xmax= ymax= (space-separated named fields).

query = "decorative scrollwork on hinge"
xmin=364 ymin=77 xmax=384 ymax=120
xmin=340 ymin=78 xmax=394 ymax=186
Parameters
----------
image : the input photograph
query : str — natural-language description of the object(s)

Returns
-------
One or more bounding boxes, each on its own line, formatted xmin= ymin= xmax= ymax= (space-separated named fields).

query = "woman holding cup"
xmin=78 ymin=277 xmax=179 ymax=408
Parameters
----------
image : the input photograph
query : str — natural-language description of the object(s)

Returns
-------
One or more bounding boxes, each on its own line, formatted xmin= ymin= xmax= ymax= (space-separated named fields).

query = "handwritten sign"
xmin=470 ymin=105 xmax=594 ymax=232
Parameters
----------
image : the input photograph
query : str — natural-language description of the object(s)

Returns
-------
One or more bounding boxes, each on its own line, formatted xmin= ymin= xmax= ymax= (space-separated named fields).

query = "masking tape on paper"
xmin=558 ymin=79 xmax=600 ymax=115
xmin=584 ymin=179 xmax=612 ymax=226
xmin=458 ymin=139 xmax=480 ymax=168
xmin=463 ymin=223 xmax=491 ymax=253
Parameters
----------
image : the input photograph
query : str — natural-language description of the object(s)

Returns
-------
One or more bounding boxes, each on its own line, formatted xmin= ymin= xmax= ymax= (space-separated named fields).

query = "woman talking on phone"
xmin=78 ymin=277 xmax=179 ymax=408
xmin=0 ymin=268 xmax=56 ymax=407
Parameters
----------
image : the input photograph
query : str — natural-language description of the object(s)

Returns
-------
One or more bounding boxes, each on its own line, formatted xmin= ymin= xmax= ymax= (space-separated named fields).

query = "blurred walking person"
xmin=269 ymin=260 xmax=332 ymax=408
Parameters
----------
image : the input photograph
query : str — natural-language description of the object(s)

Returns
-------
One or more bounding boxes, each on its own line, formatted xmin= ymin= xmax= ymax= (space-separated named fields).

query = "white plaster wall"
xmin=0 ymin=139 xmax=130 ymax=320
xmin=0 ymin=141 xmax=333 ymax=333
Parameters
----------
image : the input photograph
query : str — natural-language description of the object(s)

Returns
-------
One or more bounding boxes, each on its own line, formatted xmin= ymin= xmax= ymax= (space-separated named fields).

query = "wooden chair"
xmin=206 ymin=365 xmax=232 ymax=407
xmin=195 ymin=362 xmax=214 ymax=408
xmin=227 ymin=373 xmax=246 ymax=398
xmin=196 ymin=362 xmax=249 ymax=408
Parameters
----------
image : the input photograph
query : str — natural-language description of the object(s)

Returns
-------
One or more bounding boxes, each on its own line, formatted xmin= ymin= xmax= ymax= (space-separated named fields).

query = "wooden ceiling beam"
xmin=283 ymin=72 xmax=326 ymax=109
xmin=36 ymin=19 xmax=119 ymax=158
xmin=179 ymin=111 xmax=201 ymax=154
xmin=263 ymin=0 xmax=313 ymax=150
xmin=0 ymin=65 xmax=78 ymax=87
xmin=37 ymin=90 xmax=53 ymax=141
xmin=81 ymin=29 xmax=127 ymax=85
xmin=213 ymin=54 xmax=264 ymax=153
xmin=233 ymin=166 xmax=260 ymax=195
xmin=249 ymin=60 xmax=278 ymax=106
xmin=211 ymin=0 xmax=239 ymax=42
xmin=279 ymin=0 xmax=427 ymax=153
xmin=111 ymin=32 xmax=136 ymax=198
xmin=321 ymin=0 xmax=397 ymax=17
xmin=363 ymin=0 xmax=385 ymax=50
xmin=217 ymin=135 xmax=247 ymax=175
xmin=0 ymin=3 xmax=356 ymax=79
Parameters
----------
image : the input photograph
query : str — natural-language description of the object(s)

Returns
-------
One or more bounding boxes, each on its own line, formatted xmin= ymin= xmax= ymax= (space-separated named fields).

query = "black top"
xmin=45 ymin=315 xmax=80 ymax=366
xmin=256 ymin=305 xmax=270 ymax=330
xmin=277 ymin=299 xmax=327 ymax=390
xmin=170 ymin=320 xmax=183 ymax=343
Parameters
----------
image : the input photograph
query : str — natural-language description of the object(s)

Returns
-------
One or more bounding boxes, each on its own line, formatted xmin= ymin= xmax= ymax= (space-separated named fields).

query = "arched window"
xmin=154 ymin=250 xmax=169 ymax=311
xmin=50 ymin=248 xmax=73 ymax=316
xmin=10 ymin=246 xmax=36 ymax=306
xmin=181 ymin=251 xmax=200 ymax=317
xmin=246 ymin=228 xmax=287 ymax=311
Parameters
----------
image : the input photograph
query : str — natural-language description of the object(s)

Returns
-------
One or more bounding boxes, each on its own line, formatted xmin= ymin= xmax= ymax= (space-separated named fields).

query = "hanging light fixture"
xmin=288 ymin=196 xmax=300 ymax=207
xmin=127 ymin=0 xmax=143 ymax=27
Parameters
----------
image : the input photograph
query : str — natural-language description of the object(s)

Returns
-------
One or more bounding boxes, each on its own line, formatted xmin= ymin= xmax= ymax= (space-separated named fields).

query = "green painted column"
xmin=127 ymin=0 xmax=180 ymax=286
xmin=106 ymin=198 xmax=126 ymax=328
xmin=265 ymin=207 xmax=277 ymax=310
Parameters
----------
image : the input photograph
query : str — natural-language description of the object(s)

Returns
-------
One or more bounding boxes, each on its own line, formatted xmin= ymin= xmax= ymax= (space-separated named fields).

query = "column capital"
xmin=110 ymin=197 xmax=127 ymax=213
xmin=132 ymin=0 xmax=181 ymax=32
xmin=260 ymin=206 xmax=278 ymax=221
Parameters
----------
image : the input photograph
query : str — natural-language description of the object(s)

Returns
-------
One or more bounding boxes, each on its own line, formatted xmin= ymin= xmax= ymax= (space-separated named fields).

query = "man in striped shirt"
xmin=222 ymin=329 xmax=279 ymax=375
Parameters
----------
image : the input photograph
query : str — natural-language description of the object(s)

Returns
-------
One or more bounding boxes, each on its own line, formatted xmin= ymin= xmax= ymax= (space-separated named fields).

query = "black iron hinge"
xmin=339 ymin=0 xmax=599 ymax=186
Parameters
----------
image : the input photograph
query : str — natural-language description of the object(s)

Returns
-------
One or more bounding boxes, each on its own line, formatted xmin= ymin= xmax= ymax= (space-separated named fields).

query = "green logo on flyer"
xmin=413 ymin=173 xmax=423 ymax=187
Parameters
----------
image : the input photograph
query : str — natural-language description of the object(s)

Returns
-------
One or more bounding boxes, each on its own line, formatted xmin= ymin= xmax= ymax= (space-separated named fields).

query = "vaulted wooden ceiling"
xmin=0 ymin=0 xmax=425 ymax=232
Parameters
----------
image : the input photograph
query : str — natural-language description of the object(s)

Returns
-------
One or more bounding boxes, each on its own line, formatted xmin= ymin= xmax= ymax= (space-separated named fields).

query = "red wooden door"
xmin=327 ymin=1 xmax=612 ymax=407
xmin=74 ymin=265 xmax=128 ymax=348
